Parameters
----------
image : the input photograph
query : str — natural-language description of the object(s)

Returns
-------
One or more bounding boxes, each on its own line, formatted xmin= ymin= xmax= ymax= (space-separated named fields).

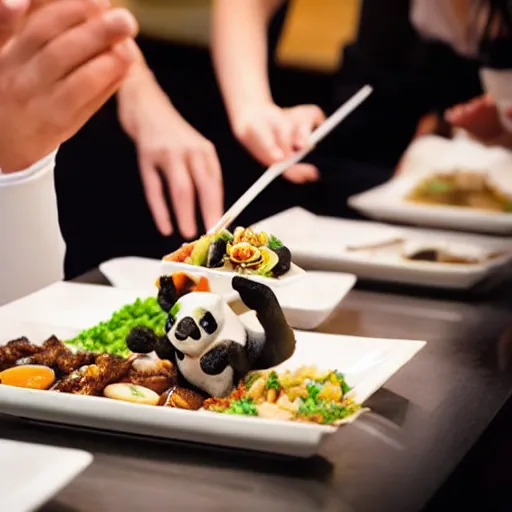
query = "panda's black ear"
xmin=158 ymin=275 xmax=178 ymax=313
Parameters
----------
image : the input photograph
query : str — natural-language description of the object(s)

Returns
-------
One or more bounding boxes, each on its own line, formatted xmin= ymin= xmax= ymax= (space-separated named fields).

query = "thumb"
xmin=0 ymin=0 xmax=29 ymax=48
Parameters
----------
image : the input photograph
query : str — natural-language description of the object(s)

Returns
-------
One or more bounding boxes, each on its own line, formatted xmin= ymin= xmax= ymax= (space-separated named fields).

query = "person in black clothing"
xmin=55 ymin=2 xmax=296 ymax=280
xmin=56 ymin=0 xmax=511 ymax=279
xmin=213 ymin=0 xmax=512 ymax=219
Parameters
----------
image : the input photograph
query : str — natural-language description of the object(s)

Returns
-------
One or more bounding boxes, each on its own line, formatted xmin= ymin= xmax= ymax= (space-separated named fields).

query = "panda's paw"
xmin=157 ymin=275 xmax=178 ymax=312
xmin=232 ymin=276 xmax=277 ymax=312
xmin=126 ymin=326 xmax=158 ymax=354
xmin=154 ymin=336 xmax=176 ymax=361
xmin=228 ymin=342 xmax=251 ymax=374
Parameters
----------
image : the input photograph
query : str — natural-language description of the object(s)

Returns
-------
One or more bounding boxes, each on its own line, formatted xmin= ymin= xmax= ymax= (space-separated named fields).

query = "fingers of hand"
xmin=188 ymin=143 xmax=224 ymax=232
xmin=271 ymin=114 xmax=294 ymax=160
xmin=445 ymin=95 xmax=494 ymax=126
xmin=17 ymin=7 xmax=137 ymax=95
xmin=163 ymin=153 xmax=197 ymax=239
xmin=236 ymin=120 xmax=284 ymax=166
xmin=139 ymin=157 xmax=173 ymax=237
xmin=283 ymin=163 xmax=319 ymax=184
xmin=0 ymin=0 xmax=29 ymax=48
xmin=9 ymin=0 xmax=108 ymax=64
xmin=49 ymin=39 xmax=136 ymax=125
xmin=288 ymin=105 xmax=325 ymax=149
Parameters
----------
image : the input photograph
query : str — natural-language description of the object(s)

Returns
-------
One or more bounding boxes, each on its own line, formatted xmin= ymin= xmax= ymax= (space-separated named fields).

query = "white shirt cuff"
xmin=0 ymin=148 xmax=59 ymax=184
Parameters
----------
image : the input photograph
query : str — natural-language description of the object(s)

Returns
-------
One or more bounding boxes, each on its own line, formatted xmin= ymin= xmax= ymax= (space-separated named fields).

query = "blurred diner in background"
xmin=55 ymin=0 xmax=512 ymax=279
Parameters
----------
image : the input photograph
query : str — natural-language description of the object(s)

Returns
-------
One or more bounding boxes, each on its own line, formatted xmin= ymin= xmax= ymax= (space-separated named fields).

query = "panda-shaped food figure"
xmin=126 ymin=275 xmax=296 ymax=398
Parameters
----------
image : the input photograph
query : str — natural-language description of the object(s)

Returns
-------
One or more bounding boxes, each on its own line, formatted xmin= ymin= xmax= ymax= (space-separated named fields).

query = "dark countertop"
xmin=2 ymin=270 xmax=512 ymax=512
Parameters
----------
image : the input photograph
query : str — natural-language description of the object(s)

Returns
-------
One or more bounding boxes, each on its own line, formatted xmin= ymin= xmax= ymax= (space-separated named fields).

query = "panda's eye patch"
xmin=165 ymin=315 xmax=175 ymax=333
xmin=199 ymin=312 xmax=217 ymax=334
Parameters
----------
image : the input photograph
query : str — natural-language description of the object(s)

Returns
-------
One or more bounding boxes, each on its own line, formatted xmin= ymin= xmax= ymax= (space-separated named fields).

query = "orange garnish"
xmin=156 ymin=272 xmax=211 ymax=297
xmin=195 ymin=276 xmax=210 ymax=292
xmin=163 ymin=242 xmax=195 ymax=262
xmin=172 ymin=271 xmax=192 ymax=294
xmin=0 ymin=365 xmax=55 ymax=390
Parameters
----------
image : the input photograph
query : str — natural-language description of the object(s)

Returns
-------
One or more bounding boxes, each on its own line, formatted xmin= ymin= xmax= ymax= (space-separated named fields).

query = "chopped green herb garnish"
xmin=298 ymin=397 xmax=358 ymax=424
xmin=265 ymin=371 xmax=281 ymax=391
xmin=128 ymin=385 xmax=145 ymax=397
xmin=66 ymin=296 xmax=166 ymax=356
xmin=268 ymin=235 xmax=284 ymax=250
xmin=334 ymin=371 xmax=351 ymax=394
xmin=306 ymin=382 xmax=322 ymax=400
xmin=425 ymin=180 xmax=453 ymax=194
xmin=224 ymin=398 xmax=258 ymax=416
xmin=244 ymin=371 xmax=262 ymax=389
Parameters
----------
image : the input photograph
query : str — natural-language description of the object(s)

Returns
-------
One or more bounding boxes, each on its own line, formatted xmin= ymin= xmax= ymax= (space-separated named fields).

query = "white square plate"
xmin=100 ymin=256 xmax=239 ymax=303
xmin=0 ymin=282 xmax=149 ymax=330
xmin=100 ymin=258 xmax=356 ymax=330
xmin=0 ymin=319 xmax=424 ymax=458
xmin=0 ymin=439 xmax=92 ymax=512
xmin=348 ymin=135 xmax=512 ymax=234
xmin=252 ymin=207 xmax=512 ymax=289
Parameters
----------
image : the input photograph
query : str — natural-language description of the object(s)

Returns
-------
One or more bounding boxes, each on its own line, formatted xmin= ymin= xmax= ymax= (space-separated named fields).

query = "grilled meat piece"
xmin=123 ymin=356 xmax=178 ymax=394
xmin=14 ymin=337 xmax=96 ymax=376
xmin=52 ymin=354 xmax=132 ymax=395
xmin=56 ymin=351 xmax=96 ymax=375
xmin=0 ymin=337 xmax=42 ymax=370
xmin=159 ymin=386 xmax=205 ymax=410
xmin=52 ymin=364 xmax=102 ymax=395
xmin=16 ymin=336 xmax=68 ymax=367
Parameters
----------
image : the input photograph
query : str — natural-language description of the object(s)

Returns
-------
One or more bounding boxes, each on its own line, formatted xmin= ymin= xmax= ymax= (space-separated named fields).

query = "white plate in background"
xmin=100 ymin=258 xmax=355 ymax=330
xmin=100 ymin=256 xmax=238 ymax=303
xmin=0 ymin=320 xmax=425 ymax=458
xmin=273 ymin=271 xmax=356 ymax=330
xmin=252 ymin=207 xmax=512 ymax=289
xmin=348 ymin=135 xmax=512 ymax=234
xmin=0 ymin=439 xmax=92 ymax=512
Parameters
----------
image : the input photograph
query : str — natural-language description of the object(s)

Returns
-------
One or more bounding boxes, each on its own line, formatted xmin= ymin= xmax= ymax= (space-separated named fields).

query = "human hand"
xmin=232 ymin=102 xmax=325 ymax=184
xmin=0 ymin=0 xmax=28 ymax=47
xmin=118 ymin=72 xmax=223 ymax=239
xmin=445 ymin=94 xmax=512 ymax=148
xmin=0 ymin=0 xmax=138 ymax=172
xmin=394 ymin=112 xmax=452 ymax=175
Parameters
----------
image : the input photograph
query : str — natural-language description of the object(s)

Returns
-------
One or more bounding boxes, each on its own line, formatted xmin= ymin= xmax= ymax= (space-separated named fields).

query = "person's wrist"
xmin=118 ymin=60 xmax=163 ymax=138
xmin=0 ymin=148 xmax=58 ymax=177
xmin=229 ymin=97 xmax=274 ymax=133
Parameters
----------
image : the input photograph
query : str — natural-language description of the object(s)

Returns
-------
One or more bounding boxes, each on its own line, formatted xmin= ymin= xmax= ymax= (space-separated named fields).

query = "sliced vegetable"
xmin=190 ymin=236 xmax=212 ymax=266
xmin=103 ymin=383 xmax=160 ymax=405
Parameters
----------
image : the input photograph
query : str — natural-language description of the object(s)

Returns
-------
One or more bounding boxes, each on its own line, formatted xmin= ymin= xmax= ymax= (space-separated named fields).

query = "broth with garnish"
xmin=406 ymin=171 xmax=512 ymax=212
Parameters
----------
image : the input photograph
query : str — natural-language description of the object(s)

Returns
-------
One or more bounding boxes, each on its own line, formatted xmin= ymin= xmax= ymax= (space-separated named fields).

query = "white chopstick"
xmin=208 ymin=85 xmax=373 ymax=235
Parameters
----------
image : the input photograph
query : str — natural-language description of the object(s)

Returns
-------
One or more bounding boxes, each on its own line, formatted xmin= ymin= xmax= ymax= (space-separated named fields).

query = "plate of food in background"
xmin=252 ymin=207 xmax=512 ymax=289
xmin=348 ymin=135 xmax=512 ymax=234
xmin=161 ymin=226 xmax=306 ymax=296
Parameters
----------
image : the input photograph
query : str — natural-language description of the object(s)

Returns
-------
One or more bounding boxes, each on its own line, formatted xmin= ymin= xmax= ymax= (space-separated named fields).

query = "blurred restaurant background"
xmin=56 ymin=0 xmax=369 ymax=278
